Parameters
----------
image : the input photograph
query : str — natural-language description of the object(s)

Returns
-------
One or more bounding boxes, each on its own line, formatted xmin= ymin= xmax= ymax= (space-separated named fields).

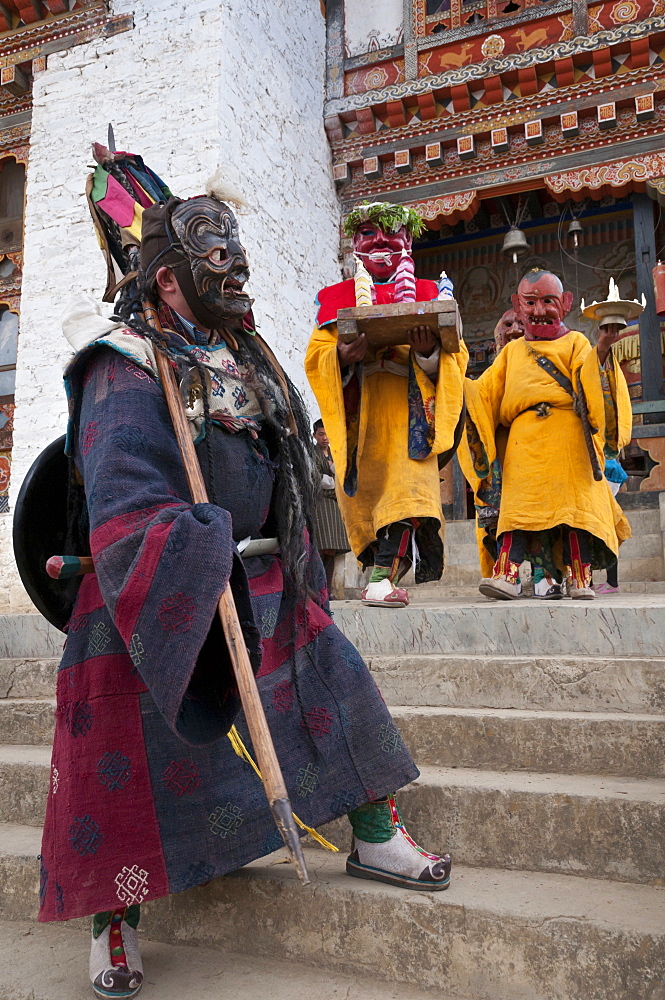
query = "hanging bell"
xmin=568 ymin=219 xmax=583 ymax=248
xmin=501 ymin=225 xmax=530 ymax=264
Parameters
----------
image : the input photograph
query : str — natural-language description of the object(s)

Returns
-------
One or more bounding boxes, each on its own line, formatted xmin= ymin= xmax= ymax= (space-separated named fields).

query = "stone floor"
xmin=0 ymin=919 xmax=441 ymax=1000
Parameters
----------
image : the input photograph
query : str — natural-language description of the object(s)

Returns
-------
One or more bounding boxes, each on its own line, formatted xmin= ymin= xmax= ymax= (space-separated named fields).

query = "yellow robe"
xmin=459 ymin=332 xmax=632 ymax=569
xmin=305 ymin=324 xmax=468 ymax=568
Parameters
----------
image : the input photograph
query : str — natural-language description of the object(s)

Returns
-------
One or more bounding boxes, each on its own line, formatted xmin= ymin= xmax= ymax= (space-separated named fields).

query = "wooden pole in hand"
xmin=143 ymin=301 xmax=310 ymax=886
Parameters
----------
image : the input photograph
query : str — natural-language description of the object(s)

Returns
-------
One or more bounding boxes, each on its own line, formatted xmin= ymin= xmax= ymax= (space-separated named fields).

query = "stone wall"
xmin=0 ymin=0 xmax=340 ymax=612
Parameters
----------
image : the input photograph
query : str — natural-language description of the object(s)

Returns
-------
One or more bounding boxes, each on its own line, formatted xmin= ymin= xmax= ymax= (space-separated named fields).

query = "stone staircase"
xmin=0 ymin=600 xmax=664 ymax=999
xmin=343 ymin=504 xmax=665 ymax=597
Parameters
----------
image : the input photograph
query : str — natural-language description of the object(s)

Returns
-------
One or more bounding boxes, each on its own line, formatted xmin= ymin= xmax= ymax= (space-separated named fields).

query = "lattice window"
xmin=0 ymin=154 xmax=23 ymax=510
xmin=423 ymin=0 xmax=555 ymax=31
xmin=0 ymin=159 xmax=24 ymax=254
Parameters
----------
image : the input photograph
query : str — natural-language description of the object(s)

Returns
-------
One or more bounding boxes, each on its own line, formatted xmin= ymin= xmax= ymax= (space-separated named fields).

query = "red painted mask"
xmin=494 ymin=308 xmax=525 ymax=350
xmin=352 ymin=223 xmax=412 ymax=281
xmin=511 ymin=272 xmax=574 ymax=341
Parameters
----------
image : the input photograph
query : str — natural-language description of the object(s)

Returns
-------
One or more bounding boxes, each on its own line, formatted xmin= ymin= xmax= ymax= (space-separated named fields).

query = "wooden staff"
xmin=144 ymin=301 xmax=310 ymax=886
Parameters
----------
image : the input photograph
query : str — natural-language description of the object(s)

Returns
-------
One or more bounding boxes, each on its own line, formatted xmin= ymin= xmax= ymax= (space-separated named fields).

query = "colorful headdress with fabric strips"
xmin=86 ymin=143 xmax=173 ymax=301
xmin=343 ymin=201 xmax=425 ymax=239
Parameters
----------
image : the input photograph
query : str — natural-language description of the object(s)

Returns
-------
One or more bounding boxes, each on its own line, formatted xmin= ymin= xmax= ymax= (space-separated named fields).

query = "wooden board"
xmin=336 ymin=298 xmax=461 ymax=352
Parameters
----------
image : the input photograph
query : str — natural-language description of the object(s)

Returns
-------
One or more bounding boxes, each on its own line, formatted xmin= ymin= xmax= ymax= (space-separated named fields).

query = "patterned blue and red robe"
xmin=38 ymin=328 xmax=418 ymax=922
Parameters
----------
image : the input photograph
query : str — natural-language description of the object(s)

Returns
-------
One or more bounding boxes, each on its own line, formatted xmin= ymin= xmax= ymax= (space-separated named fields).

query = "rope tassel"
xmin=227 ymin=725 xmax=339 ymax=853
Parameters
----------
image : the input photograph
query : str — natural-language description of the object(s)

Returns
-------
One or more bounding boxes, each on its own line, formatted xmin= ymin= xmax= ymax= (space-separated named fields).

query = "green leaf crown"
xmin=343 ymin=201 xmax=425 ymax=239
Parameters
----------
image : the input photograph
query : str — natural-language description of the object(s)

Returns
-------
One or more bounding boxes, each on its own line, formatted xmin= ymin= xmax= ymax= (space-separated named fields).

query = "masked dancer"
xmin=305 ymin=203 xmax=467 ymax=608
xmin=36 ymin=173 xmax=452 ymax=999
xmin=459 ymin=269 xmax=631 ymax=601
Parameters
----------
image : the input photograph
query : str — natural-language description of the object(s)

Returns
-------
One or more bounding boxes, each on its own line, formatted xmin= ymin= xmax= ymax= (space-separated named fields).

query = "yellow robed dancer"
xmin=459 ymin=269 xmax=632 ymax=601
xmin=305 ymin=202 xmax=468 ymax=607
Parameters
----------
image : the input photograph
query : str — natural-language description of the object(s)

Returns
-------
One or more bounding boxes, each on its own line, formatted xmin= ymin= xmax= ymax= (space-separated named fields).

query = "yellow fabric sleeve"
xmin=458 ymin=350 xmax=507 ymax=492
xmin=577 ymin=343 xmax=633 ymax=457
xmin=304 ymin=324 xmax=350 ymax=483
xmin=430 ymin=340 xmax=469 ymax=456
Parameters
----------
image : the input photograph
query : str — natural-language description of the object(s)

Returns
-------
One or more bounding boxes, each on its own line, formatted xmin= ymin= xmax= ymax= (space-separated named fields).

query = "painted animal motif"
xmin=438 ymin=42 xmax=475 ymax=68
xmin=513 ymin=26 xmax=549 ymax=50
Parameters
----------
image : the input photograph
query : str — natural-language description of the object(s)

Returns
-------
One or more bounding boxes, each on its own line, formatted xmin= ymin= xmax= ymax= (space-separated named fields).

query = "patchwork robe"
xmin=38 ymin=330 xmax=418 ymax=923
xmin=305 ymin=278 xmax=468 ymax=583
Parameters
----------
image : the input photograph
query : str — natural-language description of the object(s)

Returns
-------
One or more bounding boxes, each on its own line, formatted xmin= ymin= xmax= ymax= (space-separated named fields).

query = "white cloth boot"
xmin=347 ymin=798 xmax=451 ymax=890
xmin=89 ymin=909 xmax=143 ymax=999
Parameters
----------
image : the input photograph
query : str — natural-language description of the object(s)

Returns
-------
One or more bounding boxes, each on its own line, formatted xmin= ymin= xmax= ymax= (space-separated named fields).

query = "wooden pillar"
xmin=632 ymin=192 xmax=665 ymax=416
xmin=452 ymin=455 xmax=467 ymax=520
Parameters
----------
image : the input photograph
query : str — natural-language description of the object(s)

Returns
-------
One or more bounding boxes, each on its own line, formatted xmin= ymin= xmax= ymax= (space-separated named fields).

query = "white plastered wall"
xmin=0 ymin=0 xmax=340 ymax=612
xmin=343 ymin=0 xmax=403 ymax=57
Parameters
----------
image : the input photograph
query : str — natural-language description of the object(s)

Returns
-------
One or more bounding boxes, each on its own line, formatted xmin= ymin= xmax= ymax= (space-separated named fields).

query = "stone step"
xmin=7 ymin=644 xmax=663 ymax=718
xmin=0 ymin=919 xmax=442 ymax=1000
xmin=619 ymin=580 xmax=665 ymax=593
xmin=0 ymin=698 xmax=55 ymax=744
xmin=624 ymin=507 xmax=662 ymax=534
xmin=438 ymin=566 xmax=479 ymax=585
xmin=3 ymin=747 xmax=663 ymax=884
xmin=415 ymin=579 xmax=665 ymax=599
xmin=3 ymin=691 xmax=661 ymax=779
xmin=367 ymin=653 xmax=665 ymax=714
xmin=0 ymin=658 xmax=58 ymax=698
xmin=5 ymin=697 xmax=662 ymax=777
xmin=332 ymin=596 xmax=665 ymax=657
xmin=613 ymin=532 xmax=662 ymax=560
xmin=2 ymin=826 xmax=662 ymax=1000
xmin=617 ymin=555 xmax=665 ymax=582
xmin=319 ymin=767 xmax=665 ymax=886
xmin=0 ymin=744 xmax=50 ymax=827
xmin=440 ymin=542 xmax=483 ymax=564
xmin=0 ymin=616 xmax=62 ymax=659
xmin=391 ymin=706 xmax=665 ymax=778
xmin=441 ymin=520 xmax=477 ymax=544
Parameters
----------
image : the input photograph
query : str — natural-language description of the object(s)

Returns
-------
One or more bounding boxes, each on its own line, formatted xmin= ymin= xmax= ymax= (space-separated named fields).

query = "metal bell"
xmin=501 ymin=225 xmax=530 ymax=263
xmin=567 ymin=219 xmax=583 ymax=248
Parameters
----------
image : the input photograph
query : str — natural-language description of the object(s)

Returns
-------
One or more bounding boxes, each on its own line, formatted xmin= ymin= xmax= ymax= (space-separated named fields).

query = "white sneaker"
xmin=569 ymin=585 xmax=595 ymax=600
xmin=90 ymin=910 xmax=143 ymax=999
xmin=534 ymin=577 xmax=564 ymax=600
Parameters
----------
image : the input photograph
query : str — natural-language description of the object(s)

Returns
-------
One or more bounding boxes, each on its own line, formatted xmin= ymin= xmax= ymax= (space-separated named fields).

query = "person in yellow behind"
xmin=459 ymin=268 xmax=631 ymax=601
xmin=305 ymin=202 xmax=467 ymax=607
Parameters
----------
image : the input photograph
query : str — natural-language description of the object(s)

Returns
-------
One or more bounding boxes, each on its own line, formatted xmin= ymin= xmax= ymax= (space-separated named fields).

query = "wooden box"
xmin=336 ymin=299 xmax=461 ymax=353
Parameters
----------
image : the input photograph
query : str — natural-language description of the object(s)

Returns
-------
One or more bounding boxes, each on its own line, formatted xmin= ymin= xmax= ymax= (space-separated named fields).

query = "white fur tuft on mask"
xmin=205 ymin=168 xmax=246 ymax=209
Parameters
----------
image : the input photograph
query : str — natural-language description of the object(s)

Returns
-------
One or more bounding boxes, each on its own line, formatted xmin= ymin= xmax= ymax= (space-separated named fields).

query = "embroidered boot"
xmin=362 ymin=524 xmax=414 ymax=607
xmin=479 ymin=575 xmax=521 ymax=600
xmin=346 ymin=797 xmax=451 ymax=891
xmin=566 ymin=530 xmax=594 ymax=599
xmin=568 ymin=576 xmax=595 ymax=599
xmin=566 ymin=560 xmax=594 ymax=599
xmin=479 ymin=532 xmax=521 ymax=600
xmin=89 ymin=906 xmax=143 ymax=999
xmin=361 ymin=576 xmax=409 ymax=607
